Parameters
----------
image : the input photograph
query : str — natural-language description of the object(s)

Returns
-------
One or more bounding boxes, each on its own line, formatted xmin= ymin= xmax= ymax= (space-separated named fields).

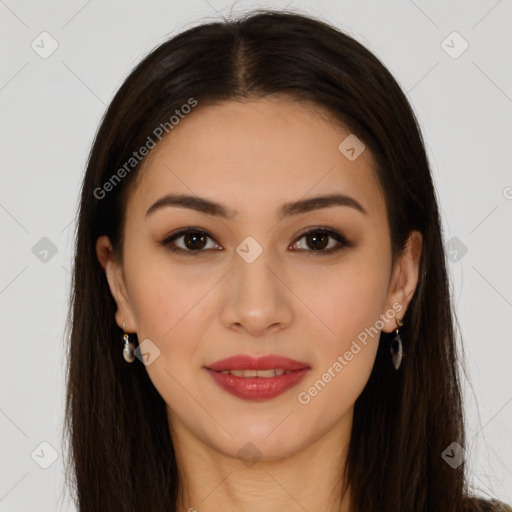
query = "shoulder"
xmin=463 ymin=496 xmax=512 ymax=512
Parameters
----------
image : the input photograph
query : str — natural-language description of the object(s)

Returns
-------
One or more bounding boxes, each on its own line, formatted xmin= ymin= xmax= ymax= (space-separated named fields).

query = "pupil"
xmin=185 ymin=232 xmax=206 ymax=250
xmin=308 ymin=233 xmax=328 ymax=250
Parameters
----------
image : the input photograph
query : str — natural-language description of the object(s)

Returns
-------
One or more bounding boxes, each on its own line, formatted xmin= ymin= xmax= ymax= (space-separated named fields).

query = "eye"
xmin=160 ymin=227 xmax=352 ymax=256
xmin=289 ymin=227 xmax=352 ymax=255
xmin=160 ymin=228 xmax=221 ymax=254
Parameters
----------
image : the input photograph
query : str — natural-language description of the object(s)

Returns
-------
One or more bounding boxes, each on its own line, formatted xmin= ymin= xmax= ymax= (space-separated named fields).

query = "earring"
xmin=390 ymin=317 xmax=404 ymax=370
xmin=122 ymin=320 xmax=135 ymax=363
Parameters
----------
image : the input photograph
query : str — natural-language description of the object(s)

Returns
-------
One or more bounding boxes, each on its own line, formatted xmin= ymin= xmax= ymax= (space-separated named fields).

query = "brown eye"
xmin=304 ymin=232 xmax=329 ymax=250
xmin=182 ymin=231 xmax=208 ymax=250
xmin=161 ymin=227 xmax=352 ymax=256
xmin=290 ymin=228 xmax=352 ymax=255
xmin=161 ymin=228 xmax=220 ymax=253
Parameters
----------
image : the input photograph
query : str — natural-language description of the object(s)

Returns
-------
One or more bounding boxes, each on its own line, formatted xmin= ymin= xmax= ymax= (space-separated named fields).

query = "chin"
xmin=213 ymin=417 xmax=312 ymax=461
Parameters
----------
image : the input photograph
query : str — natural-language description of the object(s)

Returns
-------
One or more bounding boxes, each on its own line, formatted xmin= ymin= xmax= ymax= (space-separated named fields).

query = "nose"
xmin=220 ymin=249 xmax=294 ymax=338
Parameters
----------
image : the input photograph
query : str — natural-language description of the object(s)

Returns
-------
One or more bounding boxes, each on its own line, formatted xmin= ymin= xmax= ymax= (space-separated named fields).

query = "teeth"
xmin=219 ymin=368 xmax=289 ymax=377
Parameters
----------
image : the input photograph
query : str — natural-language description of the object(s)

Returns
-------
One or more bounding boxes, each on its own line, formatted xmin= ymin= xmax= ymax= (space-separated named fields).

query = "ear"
xmin=381 ymin=230 xmax=423 ymax=333
xmin=95 ymin=235 xmax=138 ymax=332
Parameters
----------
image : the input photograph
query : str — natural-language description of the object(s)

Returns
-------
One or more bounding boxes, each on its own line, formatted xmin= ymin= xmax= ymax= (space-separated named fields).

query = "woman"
xmin=64 ymin=9 xmax=510 ymax=512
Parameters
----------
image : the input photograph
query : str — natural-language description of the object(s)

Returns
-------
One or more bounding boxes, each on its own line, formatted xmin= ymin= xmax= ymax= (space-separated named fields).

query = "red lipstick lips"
xmin=205 ymin=354 xmax=310 ymax=400
xmin=207 ymin=354 xmax=309 ymax=372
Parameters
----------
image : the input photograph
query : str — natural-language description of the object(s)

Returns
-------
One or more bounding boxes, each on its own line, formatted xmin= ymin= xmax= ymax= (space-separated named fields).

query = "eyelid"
xmin=160 ymin=227 xmax=221 ymax=253
xmin=160 ymin=226 xmax=353 ymax=255
xmin=290 ymin=227 xmax=353 ymax=254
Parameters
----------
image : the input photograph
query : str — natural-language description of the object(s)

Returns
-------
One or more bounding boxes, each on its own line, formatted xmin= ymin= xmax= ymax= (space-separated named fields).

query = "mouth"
xmin=206 ymin=353 xmax=310 ymax=372
xmin=213 ymin=368 xmax=294 ymax=377
xmin=205 ymin=354 xmax=311 ymax=400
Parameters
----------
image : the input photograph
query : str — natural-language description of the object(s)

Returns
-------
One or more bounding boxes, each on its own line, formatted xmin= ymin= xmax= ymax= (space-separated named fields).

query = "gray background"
xmin=0 ymin=0 xmax=511 ymax=510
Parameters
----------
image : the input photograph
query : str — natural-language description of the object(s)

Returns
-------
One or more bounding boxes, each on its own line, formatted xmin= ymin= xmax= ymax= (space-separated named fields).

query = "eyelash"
xmin=160 ymin=227 xmax=353 ymax=256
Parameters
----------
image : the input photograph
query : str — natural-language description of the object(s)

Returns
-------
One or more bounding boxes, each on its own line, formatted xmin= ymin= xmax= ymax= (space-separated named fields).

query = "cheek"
xmin=126 ymin=258 xmax=216 ymax=353
xmin=295 ymin=256 xmax=390 ymax=350
xmin=292 ymin=254 xmax=390 ymax=405
xmin=124 ymin=262 xmax=219 ymax=416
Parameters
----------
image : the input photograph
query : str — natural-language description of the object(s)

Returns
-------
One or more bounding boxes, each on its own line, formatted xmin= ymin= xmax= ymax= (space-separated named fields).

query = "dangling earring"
xmin=390 ymin=317 xmax=404 ymax=370
xmin=122 ymin=320 xmax=135 ymax=363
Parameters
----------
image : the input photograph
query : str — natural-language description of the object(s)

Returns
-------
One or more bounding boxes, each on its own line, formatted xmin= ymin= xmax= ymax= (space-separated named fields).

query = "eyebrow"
xmin=145 ymin=192 xmax=368 ymax=219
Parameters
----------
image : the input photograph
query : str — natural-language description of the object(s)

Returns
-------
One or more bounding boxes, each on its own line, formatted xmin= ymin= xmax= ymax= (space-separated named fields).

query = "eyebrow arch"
xmin=145 ymin=192 xmax=368 ymax=219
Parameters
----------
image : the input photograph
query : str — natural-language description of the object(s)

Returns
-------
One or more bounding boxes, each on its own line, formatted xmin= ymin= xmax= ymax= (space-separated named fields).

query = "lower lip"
xmin=205 ymin=368 xmax=310 ymax=400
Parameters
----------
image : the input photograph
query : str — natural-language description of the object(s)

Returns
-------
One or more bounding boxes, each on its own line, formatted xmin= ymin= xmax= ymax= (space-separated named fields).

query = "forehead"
xmin=129 ymin=97 xmax=386 ymax=221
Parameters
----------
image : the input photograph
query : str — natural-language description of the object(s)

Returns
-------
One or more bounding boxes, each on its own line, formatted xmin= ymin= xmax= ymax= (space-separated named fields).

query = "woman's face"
xmin=97 ymin=97 xmax=421 ymax=461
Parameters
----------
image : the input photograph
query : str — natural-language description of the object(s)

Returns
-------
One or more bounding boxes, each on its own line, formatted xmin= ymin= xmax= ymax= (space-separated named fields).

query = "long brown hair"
xmin=63 ymin=9 xmax=509 ymax=511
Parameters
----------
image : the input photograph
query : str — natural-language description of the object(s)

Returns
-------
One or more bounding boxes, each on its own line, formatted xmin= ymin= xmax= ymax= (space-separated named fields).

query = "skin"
xmin=96 ymin=96 xmax=422 ymax=512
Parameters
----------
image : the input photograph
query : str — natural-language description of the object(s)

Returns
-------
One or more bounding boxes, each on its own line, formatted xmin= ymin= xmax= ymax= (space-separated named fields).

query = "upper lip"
xmin=206 ymin=354 xmax=310 ymax=372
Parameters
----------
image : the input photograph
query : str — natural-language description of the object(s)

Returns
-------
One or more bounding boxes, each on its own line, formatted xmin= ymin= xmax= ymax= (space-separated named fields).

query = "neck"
xmin=170 ymin=408 xmax=353 ymax=512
